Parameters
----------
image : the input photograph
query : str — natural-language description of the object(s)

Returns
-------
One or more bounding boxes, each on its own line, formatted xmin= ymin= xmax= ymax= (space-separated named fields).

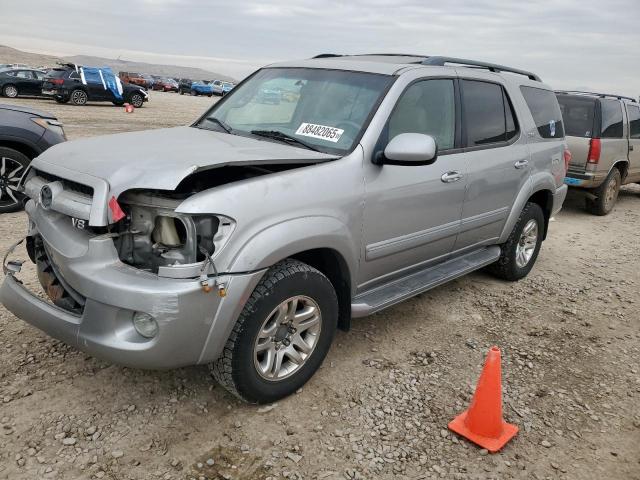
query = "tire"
xmin=210 ymin=259 xmax=338 ymax=403
xmin=585 ymin=168 xmax=621 ymax=216
xmin=2 ymin=84 xmax=18 ymax=98
xmin=129 ymin=93 xmax=144 ymax=108
xmin=0 ymin=147 xmax=30 ymax=213
xmin=190 ymin=90 xmax=197 ymax=96
xmin=180 ymin=90 xmax=184 ymax=95
xmin=69 ymin=89 xmax=88 ymax=106
xmin=487 ymin=202 xmax=545 ymax=282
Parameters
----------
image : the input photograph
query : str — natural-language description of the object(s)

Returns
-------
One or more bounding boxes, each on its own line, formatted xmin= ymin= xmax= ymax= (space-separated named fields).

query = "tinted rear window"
xmin=520 ymin=86 xmax=564 ymax=139
xmin=462 ymin=80 xmax=515 ymax=146
xmin=46 ymin=69 xmax=71 ymax=78
xmin=628 ymin=105 xmax=640 ymax=139
xmin=600 ymin=99 xmax=624 ymax=138
xmin=557 ymin=95 xmax=596 ymax=137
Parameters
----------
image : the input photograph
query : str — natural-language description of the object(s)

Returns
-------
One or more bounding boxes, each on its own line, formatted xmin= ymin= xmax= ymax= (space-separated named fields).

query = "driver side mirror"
xmin=381 ymin=133 xmax=438 ymax=166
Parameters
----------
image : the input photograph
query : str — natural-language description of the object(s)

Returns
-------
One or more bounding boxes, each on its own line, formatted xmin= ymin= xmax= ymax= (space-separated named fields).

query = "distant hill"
xmin=0 ymin=45 xmax=236 ymax=82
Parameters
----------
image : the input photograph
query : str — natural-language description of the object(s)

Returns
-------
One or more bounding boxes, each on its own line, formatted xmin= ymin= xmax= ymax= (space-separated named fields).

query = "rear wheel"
xmin=586 ymin=168 xmax=621 ymax=216
xmin=488 ymin=202 xmax=544 ymax=281
xmin=2 ymin=84 xmax=18 ymax=98
xmin=70 ymin=89 xmax=88 ymax=106
xmin=0 ymin=148 xmax=29 ymax=213
xmin=210 ymin=259 xmax=338 ymax=403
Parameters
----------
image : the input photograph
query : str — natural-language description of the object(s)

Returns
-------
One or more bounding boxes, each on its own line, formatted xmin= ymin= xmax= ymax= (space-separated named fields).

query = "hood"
xmin=0 ymin=103 xmax=56 ymax=119
xmin=31 ymin=126 xmax=338 ymax=197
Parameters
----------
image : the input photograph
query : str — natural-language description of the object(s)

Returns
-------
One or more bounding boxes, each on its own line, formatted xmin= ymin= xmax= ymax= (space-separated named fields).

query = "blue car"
xmin=190 ymin=81 xmax=214 ymax=97
xmin=222 ymin=81 xmax=234 ymax=96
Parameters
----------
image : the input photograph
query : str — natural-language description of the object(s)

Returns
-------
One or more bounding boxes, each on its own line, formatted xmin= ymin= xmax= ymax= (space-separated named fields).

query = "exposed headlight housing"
xmin=132 ymin=312 xmax=158 ymax=338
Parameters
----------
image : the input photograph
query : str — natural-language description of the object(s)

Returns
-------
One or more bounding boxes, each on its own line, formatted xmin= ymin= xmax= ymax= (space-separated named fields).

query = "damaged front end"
xmin=112 ymin=190 xmax=235 ymax=280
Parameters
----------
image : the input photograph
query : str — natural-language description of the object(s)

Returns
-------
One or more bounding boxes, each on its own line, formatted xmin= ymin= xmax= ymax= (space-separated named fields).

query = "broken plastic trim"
xmin=2 ymin=238 xmax=24 ymax=276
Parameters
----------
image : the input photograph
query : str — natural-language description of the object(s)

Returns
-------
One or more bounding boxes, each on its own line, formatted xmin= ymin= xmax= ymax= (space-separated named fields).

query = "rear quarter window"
xmin=557 ymin=95 xmax=596 ymax=137
xmin=628 ymin=105 xmax=640 ymax=139
xmin=520 ymin=86 xmax=564 ymax=139
xmin=600 ymin=99 xmax=624 ymax=138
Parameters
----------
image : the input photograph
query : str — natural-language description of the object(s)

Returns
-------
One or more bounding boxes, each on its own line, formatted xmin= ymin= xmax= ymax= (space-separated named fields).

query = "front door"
xmin=14 ymin=70 xmax=40 ymax=95
xmin=625 ymin=103 xmax=640 ymax=182
xmin=360 ymin=78 xmax=467 ymax=289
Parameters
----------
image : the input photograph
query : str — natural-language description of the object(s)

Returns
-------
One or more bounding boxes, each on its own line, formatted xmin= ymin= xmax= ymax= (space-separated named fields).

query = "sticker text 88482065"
xmin=295 ymin=123 xmax=344 ymax=143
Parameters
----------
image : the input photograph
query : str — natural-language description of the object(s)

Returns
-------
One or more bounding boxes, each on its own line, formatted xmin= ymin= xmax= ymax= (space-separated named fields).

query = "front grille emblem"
xmin=40 ymin=185 xmax=53 ymax=209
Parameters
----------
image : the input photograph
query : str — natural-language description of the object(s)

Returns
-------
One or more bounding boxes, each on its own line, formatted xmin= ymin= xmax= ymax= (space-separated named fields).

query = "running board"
xmin=351 ymin=246 xmax=501 ymax=318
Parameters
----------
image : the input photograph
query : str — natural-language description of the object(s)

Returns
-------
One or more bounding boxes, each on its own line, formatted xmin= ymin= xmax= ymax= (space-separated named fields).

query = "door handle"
xmin=441 ymin=171 xmax=463 ymax=183
xmin=514 ymin=159 xmax=529 ymax=169
xmin=630 ymin=145 xmax=634 ymax=151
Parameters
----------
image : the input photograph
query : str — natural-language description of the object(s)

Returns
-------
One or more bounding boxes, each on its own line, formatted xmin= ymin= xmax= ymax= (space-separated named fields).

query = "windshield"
xmin=195 ymin=68 xmax=393 ymax=154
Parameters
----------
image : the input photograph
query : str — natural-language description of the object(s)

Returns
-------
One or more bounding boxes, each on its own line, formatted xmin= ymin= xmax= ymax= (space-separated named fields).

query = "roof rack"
xmin=310 ymin=54 xmax=541 ymax=81
xmin=555 ymin=90 xmax=637 ymax=103
xmin=421 ymin=56 xmax=541 ymax=81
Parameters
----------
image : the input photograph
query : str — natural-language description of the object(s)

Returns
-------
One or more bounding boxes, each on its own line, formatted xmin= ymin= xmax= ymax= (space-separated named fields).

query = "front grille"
xmin=35 ymin=170 xmax=94 ymax=197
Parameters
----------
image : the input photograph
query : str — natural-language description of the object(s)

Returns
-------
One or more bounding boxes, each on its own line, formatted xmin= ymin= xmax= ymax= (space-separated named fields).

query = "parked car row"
xmin=0 ymin=63 xmax=148 ymax=108
xmin=176 ymin=78 xmax=235 ymax=96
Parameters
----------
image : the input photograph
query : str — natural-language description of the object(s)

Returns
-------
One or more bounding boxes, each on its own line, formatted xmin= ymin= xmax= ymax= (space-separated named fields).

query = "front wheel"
xmin=129 ymin=93 xmax=144 ymax=108
xmin=487 ymin=202 xmax=544 ymax=281
xmin=0 ymin=148 xmax=29 ymax=213
xmin=210 ymin=259 xmax=338 ymax=403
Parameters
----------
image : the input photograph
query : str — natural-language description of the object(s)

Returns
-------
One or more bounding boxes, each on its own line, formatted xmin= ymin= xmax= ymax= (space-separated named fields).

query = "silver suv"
xmin=1 ymin=55 xmax=568 ymax=403
xmin=557 ymin=91 xmax=640 ymax=215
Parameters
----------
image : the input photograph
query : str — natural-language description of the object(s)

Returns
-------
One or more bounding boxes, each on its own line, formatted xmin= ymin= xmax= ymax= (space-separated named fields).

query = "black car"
xmin=42 ymin=66 xmax=148 ymax=107
xmin=178 ymin=78 xmax=193 ymax=95
xmin=0 ymin=104 xmax=66 ymax=213
xmin=0 ymin=69 xmax=47 ymax=98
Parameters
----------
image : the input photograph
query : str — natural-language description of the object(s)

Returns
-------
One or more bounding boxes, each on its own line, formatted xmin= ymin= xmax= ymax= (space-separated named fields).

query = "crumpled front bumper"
xmin=0 ymin=200 xmax=264 ymax=369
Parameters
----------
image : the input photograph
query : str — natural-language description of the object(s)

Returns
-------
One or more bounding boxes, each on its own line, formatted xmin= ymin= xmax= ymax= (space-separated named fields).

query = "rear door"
xmin=599 ymin=99 xmax=628 ymax=175
xmin=452 ymin=78 xmax=530 ymax=251
xmin=556 ymin=94 xmax=597 ymax=171
xmin=625 ymin=103 xmax=640 ymax=182
xmin=14 ymin=70 xmax=39 ymax=95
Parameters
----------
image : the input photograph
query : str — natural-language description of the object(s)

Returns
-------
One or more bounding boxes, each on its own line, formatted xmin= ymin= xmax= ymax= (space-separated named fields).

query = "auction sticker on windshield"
xmin=295 ymin=123 xmax=344 ymax=143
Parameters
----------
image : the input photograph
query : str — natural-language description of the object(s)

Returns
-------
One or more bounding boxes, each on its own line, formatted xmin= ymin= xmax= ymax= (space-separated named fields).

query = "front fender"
xmin=228 ymin=216 xmax=359 ymax=289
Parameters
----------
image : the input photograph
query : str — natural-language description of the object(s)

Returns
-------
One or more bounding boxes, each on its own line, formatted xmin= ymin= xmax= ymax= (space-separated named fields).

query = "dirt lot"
xmin=0 ymin=92 xmax=639 ymax=480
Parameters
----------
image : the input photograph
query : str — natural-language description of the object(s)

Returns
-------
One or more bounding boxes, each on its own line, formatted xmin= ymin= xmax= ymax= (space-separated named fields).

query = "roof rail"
xmin=555 ymin=90 xmax=637 ymax=103
xmin=421 ymin=56 xmax=541 ymax=82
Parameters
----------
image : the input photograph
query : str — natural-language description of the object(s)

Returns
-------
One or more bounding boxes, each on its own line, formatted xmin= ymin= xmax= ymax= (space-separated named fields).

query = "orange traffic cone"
xmin=448 ymin=346 xmax=518 ymax=452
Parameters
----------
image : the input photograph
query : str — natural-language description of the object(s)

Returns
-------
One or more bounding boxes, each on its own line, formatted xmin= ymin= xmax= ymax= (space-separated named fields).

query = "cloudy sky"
xmin=1 ymin=0 xmax=639 ymax=96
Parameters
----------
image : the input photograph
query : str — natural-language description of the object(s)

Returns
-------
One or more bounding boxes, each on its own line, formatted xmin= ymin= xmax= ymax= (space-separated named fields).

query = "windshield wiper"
xmin=201 ymin=116 xmax=233 ymax=134
xmin=250 ymin=130 xmax=321 ymax=152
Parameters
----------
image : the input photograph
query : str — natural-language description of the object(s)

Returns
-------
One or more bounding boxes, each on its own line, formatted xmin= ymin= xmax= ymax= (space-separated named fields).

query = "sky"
xmin=1 ymin=0 xmax=639 ymax=97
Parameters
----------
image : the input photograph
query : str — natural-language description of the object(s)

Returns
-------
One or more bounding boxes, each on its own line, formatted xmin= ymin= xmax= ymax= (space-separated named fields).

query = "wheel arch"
xmin=0 ymin=139 xmax=40 ymax=159
xmin=526 ymin=188 xmax=554 ymax=240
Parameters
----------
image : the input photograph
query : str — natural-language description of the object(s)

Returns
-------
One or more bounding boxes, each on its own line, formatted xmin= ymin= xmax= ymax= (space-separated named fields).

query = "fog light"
xmin=132 ymin=312 xmax=158 ymax=338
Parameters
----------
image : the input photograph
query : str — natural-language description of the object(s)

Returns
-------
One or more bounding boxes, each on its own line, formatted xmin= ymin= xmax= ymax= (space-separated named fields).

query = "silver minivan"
xmin=557 ymin=91 xmax=640 ymax=215
xmin=1 ymin=55 xmax=568 ymax=403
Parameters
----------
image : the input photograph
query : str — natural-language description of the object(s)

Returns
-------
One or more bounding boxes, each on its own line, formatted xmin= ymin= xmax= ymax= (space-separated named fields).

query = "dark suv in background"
xmin=42 ymin=66 xmax=148 ymax=107
xmin=557 ymin=91 xmax=640 ymax=215
xmin=0 ymin=103 xmax=66 ymax=213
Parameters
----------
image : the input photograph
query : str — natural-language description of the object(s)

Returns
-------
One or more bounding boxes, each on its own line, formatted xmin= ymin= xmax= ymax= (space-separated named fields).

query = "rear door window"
xmin=462 ymin=80 xmax=517 ymax=147
xmin=520 ymin=86 xmax=564 ymax=139
xmin=628 ymin=105 xmax=640 ymax=139
xmin=600 ymin=99 xmax=624 ymax=138
xmin=557 ymin=95 xmax=596 ymax=137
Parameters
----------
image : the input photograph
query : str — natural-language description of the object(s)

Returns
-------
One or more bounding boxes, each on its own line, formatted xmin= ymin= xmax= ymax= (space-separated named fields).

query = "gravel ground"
xmin=0 ymin=93 xmax=639 ymax=480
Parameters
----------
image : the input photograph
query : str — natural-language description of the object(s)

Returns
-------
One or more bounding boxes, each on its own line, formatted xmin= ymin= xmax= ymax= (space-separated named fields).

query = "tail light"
xmin=563 ymin=147 xmax=572 ymax=173
xmin=48 ymin=78 xmax=64 ymax=85
xmin=587 ymin=138 xmax=601 ymax=164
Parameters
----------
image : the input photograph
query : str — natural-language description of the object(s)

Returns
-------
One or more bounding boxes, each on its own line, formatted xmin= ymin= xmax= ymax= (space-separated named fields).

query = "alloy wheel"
xmin=515 ymin=219 xmax=538 ymax=268
xmin=4 ymin=85 xmax=18 ymax=98
xmin=0 ymin=156 xmax=25 ymax=208
xmin=71 ymin=90 xmax=87 ymax=105
xmin=253 ymin=295 xmax=322 ymax=381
